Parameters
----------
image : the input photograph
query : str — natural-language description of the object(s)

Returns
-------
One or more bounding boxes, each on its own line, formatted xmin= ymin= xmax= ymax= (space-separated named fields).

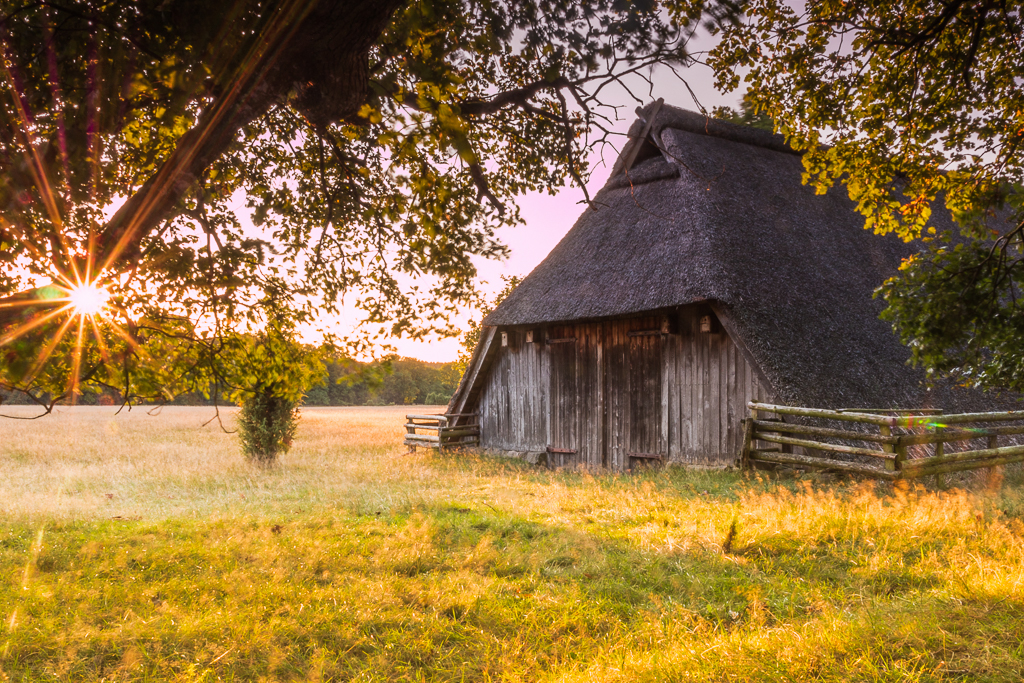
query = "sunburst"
xmin=66 ymin=282 xmax=110 ymax=318
xmin=0 ymin=270 xmax=142 ymax=404
xmin=0 ymin=1 xmax=319 ymax=407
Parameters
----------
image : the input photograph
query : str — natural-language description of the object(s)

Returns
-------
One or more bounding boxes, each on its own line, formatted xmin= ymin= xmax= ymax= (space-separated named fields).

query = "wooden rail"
xmin=740 ymin=402 xmax=1024 ymax=480
xmin=404 ymin=413 xmax=480 ymax=452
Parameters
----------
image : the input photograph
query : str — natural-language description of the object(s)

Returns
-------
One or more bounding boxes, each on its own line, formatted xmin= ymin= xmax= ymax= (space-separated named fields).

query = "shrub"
xmin=237 ymin=388 xmax=299 ymax=465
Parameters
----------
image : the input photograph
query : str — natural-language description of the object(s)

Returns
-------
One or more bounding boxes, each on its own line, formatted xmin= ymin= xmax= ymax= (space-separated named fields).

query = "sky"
xmin=385 ymin=58 xmax=738 ymax=363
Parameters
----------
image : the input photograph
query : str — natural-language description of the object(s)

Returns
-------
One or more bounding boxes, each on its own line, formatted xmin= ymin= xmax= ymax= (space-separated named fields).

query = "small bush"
xmin=237 ymin=389 xmax=298 ymax=464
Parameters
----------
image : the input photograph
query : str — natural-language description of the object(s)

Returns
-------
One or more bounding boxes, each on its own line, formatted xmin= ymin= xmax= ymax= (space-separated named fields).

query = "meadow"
xmin=3 ymin=405 xmax=1024 ymax=681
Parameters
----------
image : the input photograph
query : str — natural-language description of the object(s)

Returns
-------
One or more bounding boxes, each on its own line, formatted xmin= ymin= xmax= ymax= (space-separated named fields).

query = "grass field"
xmin=3 ymin=405 xmax=1024 ymax=681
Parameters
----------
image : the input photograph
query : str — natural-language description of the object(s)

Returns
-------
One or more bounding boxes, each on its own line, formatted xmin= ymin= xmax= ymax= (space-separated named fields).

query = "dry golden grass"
xmin=3 ymin=406 xmax=1024 ymax=681
xmin=0 ymin=405 xmax=453 ymax=520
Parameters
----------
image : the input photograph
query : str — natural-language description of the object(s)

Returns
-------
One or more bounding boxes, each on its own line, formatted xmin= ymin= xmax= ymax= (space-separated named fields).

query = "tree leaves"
xmin=706 ymin=0 xmax=1024 ymax=392
xmin=1 ymin=0 xmax=700 ymax=405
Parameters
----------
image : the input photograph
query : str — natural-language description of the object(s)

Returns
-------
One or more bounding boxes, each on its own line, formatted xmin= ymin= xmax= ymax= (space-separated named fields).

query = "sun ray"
xmin=0 ymin=220 xmax=84 ymax=303
xmin=0 ymin=63 xmax=81 ymax=285
xmin=66 ymin=313 xmax=86 ymax=403
xmin=21 ymin=314 xmax=77 ymax=387
xmin=104 ymin=318 xmax=146 ymax=355
xmin=87 ymin=312 xmax=119 ymax=365
xmin=66 ymin=282 xmax=109 ymax=317
xmin=0 ymin=297 xmax=63 ymax=310
xmin=96 ymin=0 xmax=314 ymax=277
xmin=0 ymin=51 xmax=96 ymax=293
xmin=7 ymin=283 xmax=141 ymax=395
xmin=0 ymin=304 xmax=74 ymax=347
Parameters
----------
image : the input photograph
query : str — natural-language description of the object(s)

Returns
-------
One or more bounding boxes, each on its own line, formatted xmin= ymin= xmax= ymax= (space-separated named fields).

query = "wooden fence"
xmin=404 ymin=413 xmax=479 ymax=452
xmin=741 ymin=401 xmax=1024 ymax=480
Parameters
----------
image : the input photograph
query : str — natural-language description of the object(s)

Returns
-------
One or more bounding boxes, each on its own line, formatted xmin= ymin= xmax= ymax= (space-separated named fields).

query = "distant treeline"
xmin=304 ymin=357 xmax=461 ymax=407
xmin=0 ymin=356 xmax=461 ymax=408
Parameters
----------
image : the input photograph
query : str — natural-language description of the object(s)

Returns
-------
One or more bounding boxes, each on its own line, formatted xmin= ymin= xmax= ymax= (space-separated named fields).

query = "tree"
xmin=223 ymin=321 xmax=324 ymax=463
xmin=0 ymin=0 xmax=710 ymax=416
xmin=456 ymin=274 xmax=521 ymax=373
xmin=702 ymin=1 xmax=1024 ymax=392
xmin=711 ymin=89 xmax=772 ymax=131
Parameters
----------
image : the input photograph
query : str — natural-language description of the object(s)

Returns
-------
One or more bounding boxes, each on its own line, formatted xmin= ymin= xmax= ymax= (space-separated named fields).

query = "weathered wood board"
xmin=474 ymin=305 xmax=766 ymax=470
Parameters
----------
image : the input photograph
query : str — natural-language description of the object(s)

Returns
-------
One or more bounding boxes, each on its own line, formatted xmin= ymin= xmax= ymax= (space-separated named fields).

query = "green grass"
xmin=2 ymin=406 xmax=1024 ymax=681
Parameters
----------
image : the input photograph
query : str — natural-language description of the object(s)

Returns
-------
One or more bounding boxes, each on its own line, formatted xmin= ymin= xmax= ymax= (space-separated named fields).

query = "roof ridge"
xmin=610 ymin=102 xmax=799 ymax=179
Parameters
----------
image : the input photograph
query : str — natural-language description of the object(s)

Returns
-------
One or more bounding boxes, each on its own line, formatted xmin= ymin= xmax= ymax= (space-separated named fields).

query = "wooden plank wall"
xmin=665 ymin=309 xmax=766 ymax=465
xmin=476 ymin=306 xmax=766 ymax=469
xmin=478 ymin=328 xmax=549 ymax=454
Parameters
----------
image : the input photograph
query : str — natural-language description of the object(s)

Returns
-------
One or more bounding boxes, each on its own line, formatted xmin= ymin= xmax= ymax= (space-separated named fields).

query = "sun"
xmin=67 ymin=282 xmax=110 ymax=317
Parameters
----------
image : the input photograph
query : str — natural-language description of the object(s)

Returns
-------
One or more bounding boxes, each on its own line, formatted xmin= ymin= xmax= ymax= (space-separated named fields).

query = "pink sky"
xmin=388 ymin=64 xmax=736 ymax=363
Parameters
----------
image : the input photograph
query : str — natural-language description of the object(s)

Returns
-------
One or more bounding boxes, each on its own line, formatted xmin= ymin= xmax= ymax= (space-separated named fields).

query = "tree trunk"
xmin=1 ymin=0 xmax=406 ymax=325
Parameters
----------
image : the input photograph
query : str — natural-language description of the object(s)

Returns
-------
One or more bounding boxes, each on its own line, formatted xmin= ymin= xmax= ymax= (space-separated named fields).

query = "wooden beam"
xmin=905 ymin=452 xmax=1024 ymax=478
xmin=620 ymin=98 xmax=664 ymax=174
xmin=836 ymin=408 xmax=944 ymax=415
xmin=898 ymin=424 xmax=1024 ymax=445
xmin=405 ymin=414 xmax=448 ymax=423
xmin=753 ymin=420 xmax=898 ymax=444
xmin=918 ymin=410 xmax=1024 ymax=424
xmin=446 ymin=326 xmax=499 ymax=428
xmin=754 ymin=433 xmax=896 ymax=459
xmin=901 ymin=443 xmax=1024 ymax=471
xmin=440 ymin=427 xmax=480 ymax=438
xmin=748 ymin=450 xmax=898 ymax=480
xmin=748 ymin=402 xmax=897 ymax=426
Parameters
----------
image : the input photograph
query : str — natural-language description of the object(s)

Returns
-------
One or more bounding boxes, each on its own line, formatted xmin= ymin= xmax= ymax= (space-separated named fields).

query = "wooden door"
xmin=627 ymin=333 xmax=665 ymax=466
xmin=548 ymin=336 xmax=579 ymax=467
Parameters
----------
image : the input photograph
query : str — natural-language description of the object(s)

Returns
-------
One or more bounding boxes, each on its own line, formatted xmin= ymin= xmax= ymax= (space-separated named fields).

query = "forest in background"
xmin=0 ymin=357 xmax=462 ymax=408
xmin=304 ymin=357 xmax=461 ymax=407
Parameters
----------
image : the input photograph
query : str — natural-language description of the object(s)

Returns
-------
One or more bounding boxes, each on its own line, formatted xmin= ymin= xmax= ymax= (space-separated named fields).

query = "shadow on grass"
xmin=3 ymin=463 xmax=1024 ymax=681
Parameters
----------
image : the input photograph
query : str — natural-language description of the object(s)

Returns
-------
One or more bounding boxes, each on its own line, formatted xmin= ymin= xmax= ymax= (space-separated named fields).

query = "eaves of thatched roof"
xmin=483 ymin=103 xmax=1013 ymax=411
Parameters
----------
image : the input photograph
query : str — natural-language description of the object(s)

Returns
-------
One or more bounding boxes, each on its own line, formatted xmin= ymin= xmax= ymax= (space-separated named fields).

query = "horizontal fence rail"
xmin=404 ymin=413 xmax=480 ymax=451
xmin=740 ymin=402 xmax=1024 ymax=480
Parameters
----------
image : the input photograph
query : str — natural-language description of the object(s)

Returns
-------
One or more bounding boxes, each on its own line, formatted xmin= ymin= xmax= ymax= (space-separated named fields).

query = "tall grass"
xmin=0 ymin=405 xmax=448 ymax=520
xmin=2 ymin=405 xmax=1024 ymax=681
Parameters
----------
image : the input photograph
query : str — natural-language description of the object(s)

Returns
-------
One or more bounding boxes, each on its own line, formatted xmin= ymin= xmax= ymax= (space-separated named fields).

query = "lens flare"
xmin=67 ymin=283 xmax=109 ymax=317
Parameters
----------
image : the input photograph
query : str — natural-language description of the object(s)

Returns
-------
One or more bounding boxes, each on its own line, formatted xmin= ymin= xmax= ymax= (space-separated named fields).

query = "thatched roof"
xmin=484 ymin=103 xmax=1012 ymax=410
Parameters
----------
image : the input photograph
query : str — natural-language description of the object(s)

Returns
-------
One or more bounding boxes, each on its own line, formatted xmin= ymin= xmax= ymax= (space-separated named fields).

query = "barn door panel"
xmin=548 ymin=331 xmax=580 ymax=468
xmin=627 ymin=332 xmax=665 ymax=467
xmin=604 ymin=321 xmax=629 ymax=470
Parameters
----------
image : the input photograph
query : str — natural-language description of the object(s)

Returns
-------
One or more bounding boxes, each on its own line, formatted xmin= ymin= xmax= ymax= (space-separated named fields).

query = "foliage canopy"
xmin=703 ymin=0 xmax=1024 ymax=392
xmin=0 ymin=0 xmax=706 ymax=411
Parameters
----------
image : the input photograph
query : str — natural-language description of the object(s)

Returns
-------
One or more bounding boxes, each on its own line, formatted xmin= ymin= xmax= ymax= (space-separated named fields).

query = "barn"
xmin=447 ymin=101 xmax=997 ymax=471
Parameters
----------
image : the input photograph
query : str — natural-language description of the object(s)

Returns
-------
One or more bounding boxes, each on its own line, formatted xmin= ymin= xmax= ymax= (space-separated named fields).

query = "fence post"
xmin=741 ymin=413 xmax=757 ymax=473
xmin=880 ymin=425 xmax=895 ymax=473
xmin=740 ymin=410 xmax=756 ymax=471
xmin=986 ymin=434 xmax=1003 ymax=490
xmin=933 ymin=427 xmax=946 ymax=487
xmin=894 ymin=438 xmax=907 ymax=479
xmin=437 ymin=415 xmax=449 ymax=452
